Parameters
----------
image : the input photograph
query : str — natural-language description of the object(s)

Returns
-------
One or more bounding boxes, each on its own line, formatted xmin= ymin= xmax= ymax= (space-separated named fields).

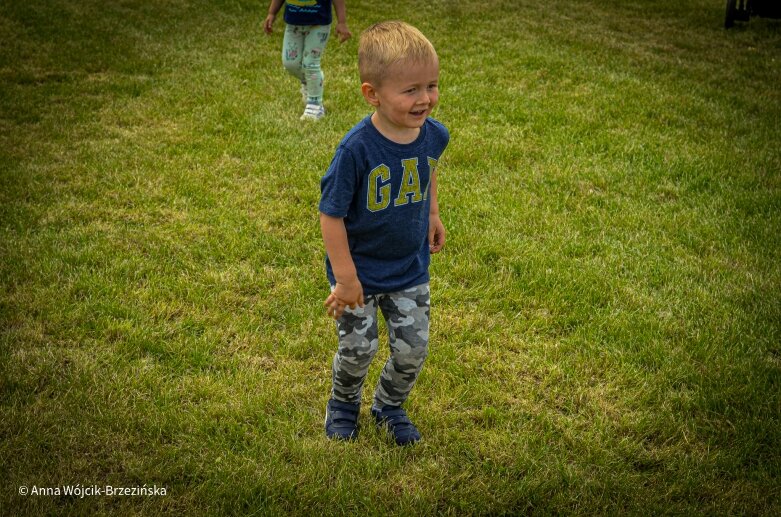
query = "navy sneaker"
xmin=324 ymin=399 xmax=360 ymax=441
xmin=371 ymin=405 xmax=421 ymax=446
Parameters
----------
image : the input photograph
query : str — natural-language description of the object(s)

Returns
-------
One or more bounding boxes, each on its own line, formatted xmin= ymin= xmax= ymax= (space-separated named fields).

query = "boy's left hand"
xmin=429 ymin=214 xmax=446 ymax=254
xmin=335 ymin=23 xmax=352 ymax=43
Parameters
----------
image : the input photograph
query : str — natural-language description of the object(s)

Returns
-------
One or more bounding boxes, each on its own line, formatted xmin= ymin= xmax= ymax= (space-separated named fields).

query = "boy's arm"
xmin=263 ymin=0 xmax=285 ymax=34
xmin=320 ymin=213 xmax=364 ymax=319
xmin=428 ymin=169 xmax=446 ymax=253
xmin=332 ymin=0 xmax=352 ymax=43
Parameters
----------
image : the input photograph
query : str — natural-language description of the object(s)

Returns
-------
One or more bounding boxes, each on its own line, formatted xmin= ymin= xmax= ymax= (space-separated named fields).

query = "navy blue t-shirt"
xmin=284 ymin=0 xmax=332 ymax=26
xmin=319 ymin=115 xmax=450 ymax=295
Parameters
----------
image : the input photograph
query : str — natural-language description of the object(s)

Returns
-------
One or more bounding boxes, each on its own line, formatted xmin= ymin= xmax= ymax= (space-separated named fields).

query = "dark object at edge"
xmin=725 ymin=0 xmax=781 ymax=28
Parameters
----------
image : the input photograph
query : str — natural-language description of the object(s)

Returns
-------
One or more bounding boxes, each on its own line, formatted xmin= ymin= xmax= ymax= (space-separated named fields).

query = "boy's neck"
xmin=370 ymin=112 xmax=420 ymax=145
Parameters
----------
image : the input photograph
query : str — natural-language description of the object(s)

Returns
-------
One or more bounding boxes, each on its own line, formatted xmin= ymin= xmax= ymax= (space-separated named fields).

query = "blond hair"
xmin=358 ymin=21 xmax=438 ymax=85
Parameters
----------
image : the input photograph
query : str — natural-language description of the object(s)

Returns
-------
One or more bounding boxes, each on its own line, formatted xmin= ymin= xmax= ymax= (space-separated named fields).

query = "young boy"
xmin=319 ymin=21 xmax=449 ymax=445
xmin=263 ymin=0 xmax=352 ymax=120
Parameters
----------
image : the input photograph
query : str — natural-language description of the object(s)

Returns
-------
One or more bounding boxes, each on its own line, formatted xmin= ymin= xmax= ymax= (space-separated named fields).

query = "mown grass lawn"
xmin=1 ymin=0 xmax=779 ymax=514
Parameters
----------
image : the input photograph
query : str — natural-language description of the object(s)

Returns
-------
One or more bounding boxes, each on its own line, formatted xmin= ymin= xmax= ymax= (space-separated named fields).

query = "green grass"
xmin=1 ymin=0 xmax=779 ymax=514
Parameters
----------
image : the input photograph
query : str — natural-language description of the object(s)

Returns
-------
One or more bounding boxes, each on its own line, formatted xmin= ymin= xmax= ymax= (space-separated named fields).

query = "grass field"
xmin=1 ymin=0 xmax=780 ymax=514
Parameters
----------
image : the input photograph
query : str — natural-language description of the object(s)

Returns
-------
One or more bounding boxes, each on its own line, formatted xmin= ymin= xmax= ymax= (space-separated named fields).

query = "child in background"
xmin=319 ymin=21 xmax=449 ymax=445
xmin=263 ymin=0 xmax=352 ymax=120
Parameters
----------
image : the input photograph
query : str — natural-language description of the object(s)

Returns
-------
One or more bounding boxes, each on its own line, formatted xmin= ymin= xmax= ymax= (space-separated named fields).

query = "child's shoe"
xmin=300 ymin=103 xmax=326 ymax=121
xmin=371 ymin=405 xmax=421 ymax=446
xmin=325 ymin=398 xmax=360 ymax=441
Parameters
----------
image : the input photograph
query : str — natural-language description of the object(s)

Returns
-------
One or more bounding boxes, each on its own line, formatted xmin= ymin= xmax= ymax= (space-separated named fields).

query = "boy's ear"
xmin=361 ymin=82 xmax=380 ymax=107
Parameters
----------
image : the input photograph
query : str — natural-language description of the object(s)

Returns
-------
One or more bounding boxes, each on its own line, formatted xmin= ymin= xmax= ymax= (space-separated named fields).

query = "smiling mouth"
xmin=410 ymin=109 xmax=427 ymax=116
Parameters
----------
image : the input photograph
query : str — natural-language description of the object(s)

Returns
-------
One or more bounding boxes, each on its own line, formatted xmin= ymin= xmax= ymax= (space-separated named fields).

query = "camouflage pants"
xmin=331 ymin=283 xmax=430 ymax=409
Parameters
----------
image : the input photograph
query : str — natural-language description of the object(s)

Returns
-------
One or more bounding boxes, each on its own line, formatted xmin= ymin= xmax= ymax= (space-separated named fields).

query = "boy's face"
xmin=363 ymin=58 xmax=439 ymax=138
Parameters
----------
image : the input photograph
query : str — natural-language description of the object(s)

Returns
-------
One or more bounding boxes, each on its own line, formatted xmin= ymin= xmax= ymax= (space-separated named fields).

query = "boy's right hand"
xmin=263 ymin=14 xmax=275 ymax=34
xmin=324 ymin=277 xmax=364 ymax=319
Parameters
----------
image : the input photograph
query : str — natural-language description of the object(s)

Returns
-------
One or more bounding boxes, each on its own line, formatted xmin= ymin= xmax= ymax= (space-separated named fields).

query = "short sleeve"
xmin=319 ymin=146 xmax=358 ymax=218
xmin=435 ymin=120 xmax=450 ymax=153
